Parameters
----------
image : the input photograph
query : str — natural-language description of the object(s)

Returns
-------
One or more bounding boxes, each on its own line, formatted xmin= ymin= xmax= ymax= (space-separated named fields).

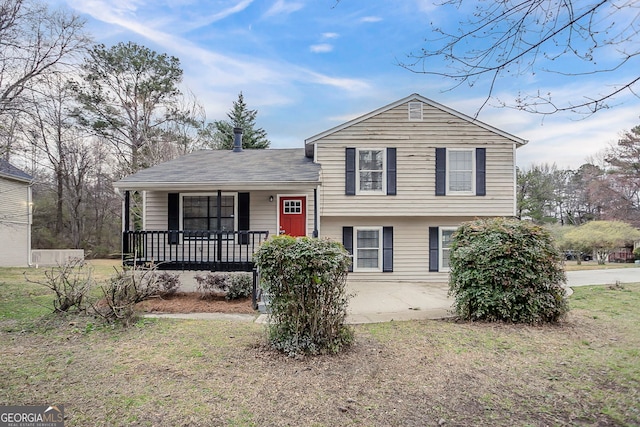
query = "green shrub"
xmin=254 ymin=236 xmax=353 ymax=356
xmin=226 ymin=273 xmax=252 ymax=300
xmin=449 ymin=217 xmax=568 ymax=324
xmin=194 ymin=272 xmax=227 ymax=299
xmin=634 ymin=247 xmax=640 ymax=260
xmin=193 ymin=272 xmax=251 ymax=300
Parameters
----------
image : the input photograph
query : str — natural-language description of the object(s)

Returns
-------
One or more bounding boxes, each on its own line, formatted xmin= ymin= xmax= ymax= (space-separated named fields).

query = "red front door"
xmin=279 ymin=196 xmax=306 ymax=237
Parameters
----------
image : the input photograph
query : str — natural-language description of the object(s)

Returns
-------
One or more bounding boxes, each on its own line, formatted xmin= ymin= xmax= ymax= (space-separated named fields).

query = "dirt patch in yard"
xmin=135 ymin=292 xmax=255 ymax=314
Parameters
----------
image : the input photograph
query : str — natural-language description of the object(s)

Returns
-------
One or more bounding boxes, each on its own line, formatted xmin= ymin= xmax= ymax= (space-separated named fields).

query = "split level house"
xmin=0 ymin=159 xmax=33 ymax=267
xmin=113 ymin=94 xmax=527 ymax=285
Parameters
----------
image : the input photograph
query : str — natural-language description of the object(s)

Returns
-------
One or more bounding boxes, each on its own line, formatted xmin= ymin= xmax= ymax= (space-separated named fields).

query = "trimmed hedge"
xmin=254 ymin=236 xmax=353 ymax=356
xmin=193 ymin=272 xmax=252 ymax=300
xmin=449 ymin=217 xmax=568 ymax=324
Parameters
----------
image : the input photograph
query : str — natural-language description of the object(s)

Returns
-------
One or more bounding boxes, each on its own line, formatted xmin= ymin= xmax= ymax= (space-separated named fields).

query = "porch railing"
xmin=122 ymin=230 xmax=269 ymax=271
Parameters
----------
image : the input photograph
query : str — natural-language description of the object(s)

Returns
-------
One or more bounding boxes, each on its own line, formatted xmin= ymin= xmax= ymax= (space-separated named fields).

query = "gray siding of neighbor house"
xmin=0 ymin=177 xmax=31 ymax=266
xmin=314 ymin=101 xmax=518 ymax=218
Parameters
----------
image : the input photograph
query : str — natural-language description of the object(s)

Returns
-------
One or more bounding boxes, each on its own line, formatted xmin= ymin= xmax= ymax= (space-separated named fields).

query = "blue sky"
xmin=54 ymin=0 xmax=640 ymax=169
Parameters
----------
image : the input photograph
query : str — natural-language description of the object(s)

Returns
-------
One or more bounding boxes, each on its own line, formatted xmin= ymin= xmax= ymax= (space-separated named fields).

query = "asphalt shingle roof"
xmin=115 ymin=148 xmax=320 ymax=187
xmin=0 ymin=159 xmax=33 ymax=183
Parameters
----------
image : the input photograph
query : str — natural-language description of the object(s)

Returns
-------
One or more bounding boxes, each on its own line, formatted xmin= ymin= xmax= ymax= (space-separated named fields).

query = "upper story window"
xmin=408 ymin=102 xmax=423 ymax=121
xmin=435 ymin=147 xmax=486 ymax=197
xmin=182 ymin=194 xmax=235 ymax=237
xmin=346 ymin=147 xmax=396 ymax=196
xmin=447 ymin=149 xmax=474 ymax=194
xmin=357 ymin=149 xmax=385 ymax=194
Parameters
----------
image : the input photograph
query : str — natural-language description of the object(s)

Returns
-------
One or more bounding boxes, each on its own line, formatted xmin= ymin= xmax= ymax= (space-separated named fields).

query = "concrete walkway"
xmin=146 ymin=267 xmax=638 ymax=324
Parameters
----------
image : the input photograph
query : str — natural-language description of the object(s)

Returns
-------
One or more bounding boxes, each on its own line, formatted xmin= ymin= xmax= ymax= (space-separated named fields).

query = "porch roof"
xmin=114 ymin=148 xmax=321 ymax=191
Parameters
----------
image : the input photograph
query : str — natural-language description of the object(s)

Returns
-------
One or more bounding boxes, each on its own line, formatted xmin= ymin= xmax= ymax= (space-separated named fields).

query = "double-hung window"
xmin=182 ymin=194 xmax=235 ymax=238
xmin=447 ymin=149 xmax=474 ymax=194
xmin=357 ymin=149 xmax=385 ymax=193
xmin=354 ymin=227 xmax=382 ymax=271
xmin=439 ymin=227 xmax=456 ymax=271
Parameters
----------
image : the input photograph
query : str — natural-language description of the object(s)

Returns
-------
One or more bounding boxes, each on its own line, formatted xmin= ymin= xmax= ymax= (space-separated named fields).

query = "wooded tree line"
xmin=517 ymin=124 xmax=640 ymax=228
xmin=0 ymin=0 xmax=268 ymax=257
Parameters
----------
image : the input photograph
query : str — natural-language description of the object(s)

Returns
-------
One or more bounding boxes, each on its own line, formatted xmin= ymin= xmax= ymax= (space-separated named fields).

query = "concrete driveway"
xmin=161 ymin=267 xmax=638 ymax=324
xmin=345 ymin=267 xmax=639 ymax=324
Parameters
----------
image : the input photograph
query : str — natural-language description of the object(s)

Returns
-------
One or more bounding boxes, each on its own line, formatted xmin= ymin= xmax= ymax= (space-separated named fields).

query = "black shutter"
xmin=435 ymin=148 xmax=446 ymax=196
xmin=238 ymin=192 xmax=250 ymax=244
xmin=429 ymin=227 xmax=439 ymax=272
xmin=343 ymin=226 xmax=353 ymax=272
xmin=476 ymin=148 xmax=486 ymax=196
xmin=386 ymin=148 xmax=396 ymax=195
xmin=382 ymin=226 xmax=393 ymax=272
xmin=168 ymin=193 xmax=179 ymax=245
xmin=345 ymin=147 xmax=356 ymax=195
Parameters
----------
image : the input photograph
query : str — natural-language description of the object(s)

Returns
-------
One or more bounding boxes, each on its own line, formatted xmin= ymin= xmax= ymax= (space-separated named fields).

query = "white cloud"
xmin=360 ymin=16 xmax=382 ymax=23
xmin=321 ymin=32 xmax=339 ymax=40
xmin=186 ymin=0 xmax=254 ymax=29
xmin=263 ymin=0 xmax=304 ymax=18
xmin=415 ymin=0 xmax=438 ymax=13
xmin=310 ymin=44 xmax=333 ymax=53
xmin=301 ymin=70 xmax=371 ymax=93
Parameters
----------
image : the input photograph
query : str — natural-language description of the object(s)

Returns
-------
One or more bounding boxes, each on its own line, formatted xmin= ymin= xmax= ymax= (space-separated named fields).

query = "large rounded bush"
xmin=449 ymin=217 xmax=568 ymax=324
xmin=254 ymin=235 xmax=353 ymax=356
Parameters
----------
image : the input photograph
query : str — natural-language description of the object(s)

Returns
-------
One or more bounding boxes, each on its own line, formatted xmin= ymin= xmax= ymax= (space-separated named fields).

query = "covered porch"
xmin=114 ymin=146 xmax=321 ymax=272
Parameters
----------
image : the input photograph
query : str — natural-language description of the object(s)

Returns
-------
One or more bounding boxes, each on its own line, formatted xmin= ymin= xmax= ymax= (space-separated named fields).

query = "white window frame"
xmin=355 ymin=148 xmax=386 ymax=195
xmin=447 ymin=148 xmax=475 ymax=195
xmin=353 ymin=226 xmax=383 ymax=272
xmin=179 ymin=192 xmax=238 ymax=238
xmin=439 ymin=227 xmax=457 ymax=272
xmin=408 ymin=101 xmax=423 ymax=121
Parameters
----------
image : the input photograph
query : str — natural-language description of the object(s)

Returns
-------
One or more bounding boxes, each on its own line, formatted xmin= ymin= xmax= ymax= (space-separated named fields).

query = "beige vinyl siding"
xmin=144 ymin=191 xmax=168 ymax=230
xmin=315 ymin=102 xmax=517 ymax=218
xmin=0 ymin=178 xmax=31 ymax=266
xmin=321 ymin=216 xmax=470 ymax=285
xmin=0 ymin=223 xmax=30 ymax=266
xmin=143 ymin=190 xmax=315 ymax=237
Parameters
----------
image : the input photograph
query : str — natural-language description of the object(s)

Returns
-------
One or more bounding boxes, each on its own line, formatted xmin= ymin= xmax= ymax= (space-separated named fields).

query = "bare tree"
xmin=0 ymin=0 xmax=90 ymax=117
xmin=27 ymin=72 xmax=80 ymax=235
xmin=402 ymin=0 xmax=640 ymax=116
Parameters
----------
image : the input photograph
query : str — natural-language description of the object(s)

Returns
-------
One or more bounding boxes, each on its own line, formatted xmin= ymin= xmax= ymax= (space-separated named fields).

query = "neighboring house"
xmin=114 ymin=94 xmax=527 ymax=284
xmin=608 ymin=246 xmax=635 ymax=263
xmin=0 ymin=159 xmax=33 ymax=267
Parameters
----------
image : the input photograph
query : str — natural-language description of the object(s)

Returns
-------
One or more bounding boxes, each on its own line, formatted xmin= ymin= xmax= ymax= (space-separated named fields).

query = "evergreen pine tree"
xmin=209 ymin=92 xmax=270 ymax=149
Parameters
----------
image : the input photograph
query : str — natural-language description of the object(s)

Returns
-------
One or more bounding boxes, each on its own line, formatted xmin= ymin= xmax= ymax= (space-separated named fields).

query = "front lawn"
xmin=0 ymin=263 xmax=638 ymax=426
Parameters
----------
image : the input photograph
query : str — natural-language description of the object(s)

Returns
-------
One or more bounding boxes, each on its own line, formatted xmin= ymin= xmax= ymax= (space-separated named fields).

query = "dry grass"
xmin=1 ymin=261 xmax=639 ymax=426
xmin=1 ymin=280 xmax=639 ymax=426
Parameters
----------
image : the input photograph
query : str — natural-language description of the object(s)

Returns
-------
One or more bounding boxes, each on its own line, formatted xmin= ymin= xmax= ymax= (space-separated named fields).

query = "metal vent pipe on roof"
xmin=233 ymin=127 xmax=243 ymax=152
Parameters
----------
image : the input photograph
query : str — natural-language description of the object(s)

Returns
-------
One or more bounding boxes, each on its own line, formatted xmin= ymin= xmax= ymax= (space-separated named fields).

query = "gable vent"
xmin=408 ymin=101 xmax=423 ymax=121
